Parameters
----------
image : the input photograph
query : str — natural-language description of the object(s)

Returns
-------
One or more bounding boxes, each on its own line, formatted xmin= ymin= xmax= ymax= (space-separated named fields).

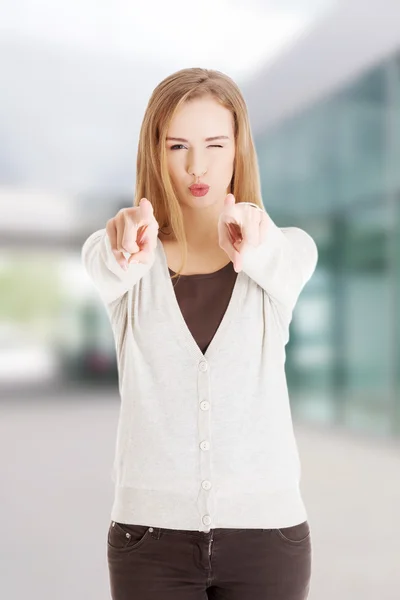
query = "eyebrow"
xmin=165 ymin=136 xmax=230 ymax=142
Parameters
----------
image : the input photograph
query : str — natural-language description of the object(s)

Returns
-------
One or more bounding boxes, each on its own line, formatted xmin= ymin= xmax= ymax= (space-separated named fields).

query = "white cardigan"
xmin=81 ymin=215 xmax=318 ymax=532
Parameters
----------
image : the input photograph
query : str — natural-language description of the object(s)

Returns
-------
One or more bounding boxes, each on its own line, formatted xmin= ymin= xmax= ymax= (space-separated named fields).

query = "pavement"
xmin=1 ymin=387 xmax=399 ymax=600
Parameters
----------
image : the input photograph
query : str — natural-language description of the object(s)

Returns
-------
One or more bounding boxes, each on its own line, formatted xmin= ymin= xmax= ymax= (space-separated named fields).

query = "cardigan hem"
xmin=110 ymin=484 xmax=308 ymax=532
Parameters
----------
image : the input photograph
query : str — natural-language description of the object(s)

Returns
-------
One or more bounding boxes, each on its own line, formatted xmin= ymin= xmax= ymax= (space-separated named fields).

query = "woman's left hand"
xmin=218 ymin=194 xmax=268 ymax=272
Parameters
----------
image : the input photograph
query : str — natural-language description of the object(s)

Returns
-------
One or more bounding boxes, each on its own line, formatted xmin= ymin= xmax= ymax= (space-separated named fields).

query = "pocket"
xmin=274 ymin=520 xmax=311 ymax=545
xmin=107 ymin=521 xmax=151 ymax=552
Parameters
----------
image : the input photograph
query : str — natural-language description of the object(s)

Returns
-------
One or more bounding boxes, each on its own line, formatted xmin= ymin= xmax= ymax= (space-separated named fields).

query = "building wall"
xmin=254 ymin=51 xmax=400 ymax=437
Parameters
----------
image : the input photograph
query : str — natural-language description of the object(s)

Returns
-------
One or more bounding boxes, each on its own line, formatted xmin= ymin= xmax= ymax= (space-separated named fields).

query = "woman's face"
xmin=165 ymin=95 xmax=235 ymax=211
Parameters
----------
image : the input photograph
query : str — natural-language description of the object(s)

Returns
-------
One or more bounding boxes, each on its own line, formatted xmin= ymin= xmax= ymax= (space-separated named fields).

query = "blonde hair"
xmin=134 ymin=67 xmax=264 ymax=277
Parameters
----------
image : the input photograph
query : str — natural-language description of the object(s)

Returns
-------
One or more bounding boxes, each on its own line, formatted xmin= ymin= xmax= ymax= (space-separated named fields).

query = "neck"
xmin=159 ymin=201 xmax=231 ymax=273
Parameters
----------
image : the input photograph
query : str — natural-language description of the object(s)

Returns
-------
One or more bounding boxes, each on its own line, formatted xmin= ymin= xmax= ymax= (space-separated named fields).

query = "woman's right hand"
xmin=105 ymin=198 xmax=159 ymax=270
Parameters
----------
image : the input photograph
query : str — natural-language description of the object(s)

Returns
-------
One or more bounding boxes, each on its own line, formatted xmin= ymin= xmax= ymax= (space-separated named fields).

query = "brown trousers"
xmin=107 ymin=519 xmax=312 ymax=599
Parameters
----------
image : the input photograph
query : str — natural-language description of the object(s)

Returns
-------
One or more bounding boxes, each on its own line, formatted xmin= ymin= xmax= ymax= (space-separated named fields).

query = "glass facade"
xmin=255 ymin=52 xmax=400 ymax=438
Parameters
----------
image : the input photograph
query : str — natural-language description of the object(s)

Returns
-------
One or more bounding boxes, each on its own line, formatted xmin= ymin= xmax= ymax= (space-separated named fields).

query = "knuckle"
xmin=117 ymin=207 xmax=128 ymax=218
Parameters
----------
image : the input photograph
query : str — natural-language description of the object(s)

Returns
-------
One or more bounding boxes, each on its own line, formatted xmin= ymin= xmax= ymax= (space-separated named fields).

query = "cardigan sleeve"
xmin=241 ymin=214 xmax=318 ymax=321
xmin=81 ymin=228 xmax=155 ymax=305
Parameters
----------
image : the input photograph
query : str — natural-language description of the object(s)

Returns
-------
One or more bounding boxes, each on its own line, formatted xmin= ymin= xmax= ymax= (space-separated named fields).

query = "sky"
xmin=0 ymin=0 xmax=335 ymax=196
xmin=0 ymin=0 xmax=334 ymax=80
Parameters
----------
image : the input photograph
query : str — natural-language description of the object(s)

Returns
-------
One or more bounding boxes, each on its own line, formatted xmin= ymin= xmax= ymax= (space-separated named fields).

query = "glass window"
xmin=256 ymin=55 xmax=399 ymax=436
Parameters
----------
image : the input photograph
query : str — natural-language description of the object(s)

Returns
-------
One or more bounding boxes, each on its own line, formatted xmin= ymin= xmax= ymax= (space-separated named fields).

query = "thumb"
xmin=224 ymin=193 xmax=235 ymax=208
xmin=139 ymin=197 xmax=154 ymax=218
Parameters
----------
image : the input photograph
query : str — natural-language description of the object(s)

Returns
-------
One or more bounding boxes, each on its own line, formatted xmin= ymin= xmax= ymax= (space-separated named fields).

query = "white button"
xmin=202 ymin=480 xmax=212 ymax=490
xmin=200 ymin=441 xmax=210 ymax=451
xmin=200 ymin=401 xmax=210 ymax=411
xmin=202 ymin=515 xmax=212 ymax=526
xmin=199 ymin=361 xmax=208 ymax=372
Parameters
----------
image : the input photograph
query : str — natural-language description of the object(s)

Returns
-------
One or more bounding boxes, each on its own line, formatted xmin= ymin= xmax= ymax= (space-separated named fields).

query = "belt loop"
xmin=151 ymin=527 xmax=162 ymax=539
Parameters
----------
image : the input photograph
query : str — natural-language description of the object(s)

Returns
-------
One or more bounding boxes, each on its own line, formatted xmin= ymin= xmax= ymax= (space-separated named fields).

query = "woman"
xmin=82 ymin=67 xmax=318 ymax=600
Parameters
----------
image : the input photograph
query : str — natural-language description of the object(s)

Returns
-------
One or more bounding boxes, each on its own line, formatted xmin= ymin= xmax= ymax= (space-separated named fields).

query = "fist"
xmin=218 ymin=194 xmax=268 ymax=272
xmin=106 ymin=198 xmax=159 ymax=270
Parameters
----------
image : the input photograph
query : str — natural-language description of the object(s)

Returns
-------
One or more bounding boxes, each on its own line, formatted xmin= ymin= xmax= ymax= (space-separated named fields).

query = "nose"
xmin=187 ymin=150 xmax=207 ymax=180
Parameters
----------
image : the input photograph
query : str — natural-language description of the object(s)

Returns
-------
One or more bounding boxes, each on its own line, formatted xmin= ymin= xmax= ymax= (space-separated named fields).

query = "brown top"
xmin=169 ymin=262 xmax=238 ymax=354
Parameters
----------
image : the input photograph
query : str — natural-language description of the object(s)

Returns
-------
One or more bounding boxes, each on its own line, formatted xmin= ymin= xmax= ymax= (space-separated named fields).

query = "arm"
xmin=81 ymin=228 xmax=155 ymax=306
xmin=241 ymin=214 xmax=318 ymax=318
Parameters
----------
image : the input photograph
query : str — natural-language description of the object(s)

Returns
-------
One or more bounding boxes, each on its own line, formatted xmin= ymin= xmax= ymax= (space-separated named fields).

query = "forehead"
xmin=167 ymin=96 xmax=234 ymax=137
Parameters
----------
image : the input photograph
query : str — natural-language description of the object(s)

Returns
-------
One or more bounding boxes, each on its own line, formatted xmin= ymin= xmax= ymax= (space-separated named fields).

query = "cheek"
xmin=209 ymin=148 xmax=234 ymax=169
xmin=219 ymin=153 xmax=235 ymax=178
xmin=166 ymin=157 xmax=181 ymax=182
xmin=223 ymin=147 xmax=235 ymax=168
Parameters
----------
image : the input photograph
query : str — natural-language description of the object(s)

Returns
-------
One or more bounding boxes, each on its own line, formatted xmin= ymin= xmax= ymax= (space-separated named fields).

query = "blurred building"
xmin=242 ymin=0 xmax=400 ymax=437
xmin=3 ymin=0 xmax=399 ymax=442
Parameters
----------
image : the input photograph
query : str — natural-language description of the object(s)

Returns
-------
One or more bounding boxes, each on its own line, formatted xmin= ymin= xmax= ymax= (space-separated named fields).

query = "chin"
xmin=181 ymin=191 xmax=225 ymax=210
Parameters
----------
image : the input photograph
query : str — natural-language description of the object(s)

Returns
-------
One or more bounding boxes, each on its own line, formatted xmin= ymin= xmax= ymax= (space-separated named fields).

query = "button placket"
xmin=196 ymin=359 xmax=215 ymax=532
xmin=198 ymin=360 xmax=208 ymax=373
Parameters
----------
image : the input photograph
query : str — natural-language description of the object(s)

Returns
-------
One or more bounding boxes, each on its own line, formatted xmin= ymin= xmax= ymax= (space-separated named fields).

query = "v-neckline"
xmin=156 ymin=237 xmax=245 ymax=362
